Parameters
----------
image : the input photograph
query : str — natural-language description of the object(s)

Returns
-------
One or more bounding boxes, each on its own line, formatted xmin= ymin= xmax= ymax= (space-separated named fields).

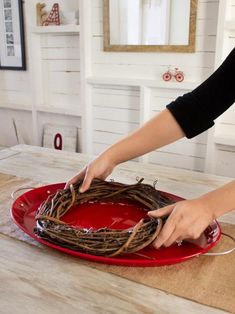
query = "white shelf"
xmin=214 ymin=134 xmax=235 ymax=147
xmin=225 ymin=20 xmax=235 ymax=30
xmin=35 ymin=105 xmax=82 ymax=117
xmin=87 ymin=76 xmax=197 ymax=90
xmin=31 ymin=25 xmax=80 ymax=34
xmin=0 ymin=103 xmax=32 ymax=112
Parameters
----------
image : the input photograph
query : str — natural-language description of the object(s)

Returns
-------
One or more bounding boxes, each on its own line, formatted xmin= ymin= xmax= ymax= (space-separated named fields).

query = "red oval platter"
xmin=11 ymin=183 xmax=221 ymax=267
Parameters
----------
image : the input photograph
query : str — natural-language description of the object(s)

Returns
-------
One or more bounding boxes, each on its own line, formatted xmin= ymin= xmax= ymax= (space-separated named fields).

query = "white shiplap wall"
xmin=90 ymin=0 xmax=219 ymax=172
xmin=0 ymin=71 xmax=31 ymax=106
xmin=41 ymin=34 xmax=81 ymax=112
xmin=148 ymin=88 xmax=208 ymax=171
xmin=92 ymin=85 xmax=140 ymax=155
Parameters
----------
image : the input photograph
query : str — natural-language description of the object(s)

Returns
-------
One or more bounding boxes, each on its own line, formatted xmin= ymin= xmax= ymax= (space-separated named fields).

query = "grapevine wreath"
xmin=35 ymin=178 xmax=174 ymax=257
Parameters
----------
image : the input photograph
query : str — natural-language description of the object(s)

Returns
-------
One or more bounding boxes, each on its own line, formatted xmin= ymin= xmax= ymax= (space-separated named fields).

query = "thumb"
xmin=147 ymin=203 xmax=175 ymax=218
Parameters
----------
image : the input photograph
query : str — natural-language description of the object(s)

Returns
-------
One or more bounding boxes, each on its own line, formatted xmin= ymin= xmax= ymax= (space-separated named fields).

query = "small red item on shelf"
xmin=162 ymin=67 xmax=184 ymax=82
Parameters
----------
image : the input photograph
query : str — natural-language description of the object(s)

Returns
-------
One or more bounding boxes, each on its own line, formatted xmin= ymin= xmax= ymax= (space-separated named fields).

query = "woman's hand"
xmin=65 ymin=153 xmax=116 ymax=192
xmin=148 ymin=198 xmax=216 ymax=248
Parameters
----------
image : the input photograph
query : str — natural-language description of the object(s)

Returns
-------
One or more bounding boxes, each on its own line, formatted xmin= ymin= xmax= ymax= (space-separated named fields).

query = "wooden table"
xmin=0 ymin=145 xmax=234 ymax=314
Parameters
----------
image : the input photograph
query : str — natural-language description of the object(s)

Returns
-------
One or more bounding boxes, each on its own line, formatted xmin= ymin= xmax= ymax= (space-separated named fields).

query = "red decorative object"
xmin=162 ymin=67 xmax=184 ymax=82
xmin=43 ymin=3 xmax=60 ymax=26
xmin=54 ymin=133 xmax=62 ymax=150
xmin=11 ymin=183 xmax=221 ymax=267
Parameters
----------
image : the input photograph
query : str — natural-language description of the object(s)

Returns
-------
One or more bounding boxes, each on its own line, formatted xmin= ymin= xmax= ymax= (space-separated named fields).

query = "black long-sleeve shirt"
xmin=166 ymin=48 xmax=235 ymax=138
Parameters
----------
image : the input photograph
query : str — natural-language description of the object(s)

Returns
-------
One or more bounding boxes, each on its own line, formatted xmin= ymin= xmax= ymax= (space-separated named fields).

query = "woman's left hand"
xmin=148 ymin=198 xmax=216 ymax=248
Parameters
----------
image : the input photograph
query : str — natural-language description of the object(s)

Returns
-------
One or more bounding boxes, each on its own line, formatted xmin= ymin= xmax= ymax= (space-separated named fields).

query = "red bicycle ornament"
xmin=162 ymin=67 xmax=184 ymax=82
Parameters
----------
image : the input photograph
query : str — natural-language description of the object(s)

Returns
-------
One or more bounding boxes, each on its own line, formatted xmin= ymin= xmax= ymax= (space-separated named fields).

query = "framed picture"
xmin=0 ymin=0 xmax=26 ymax=70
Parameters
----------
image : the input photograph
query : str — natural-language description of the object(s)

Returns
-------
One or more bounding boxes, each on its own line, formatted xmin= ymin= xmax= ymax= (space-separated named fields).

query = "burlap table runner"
xmin=1 ymin=173 xmax=234 ymax=313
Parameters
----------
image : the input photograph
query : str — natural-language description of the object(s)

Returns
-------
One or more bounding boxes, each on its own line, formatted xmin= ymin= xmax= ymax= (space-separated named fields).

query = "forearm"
xmin=102 ymin=109 xmax=185 ymax=165
xmin=199 ymin=180 xmax=235 ymax=218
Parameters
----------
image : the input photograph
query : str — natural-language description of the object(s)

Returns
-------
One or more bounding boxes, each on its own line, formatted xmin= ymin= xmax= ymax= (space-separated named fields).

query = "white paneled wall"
xmin=216 ymin=104 xmax=235 ymax=136
xmin=0 ymin=71 xmax=31 ymax=106
xmin=92 ymin=85 xmax=140 ymax=155
xmin=148 ymin=88 xmax=208 ymax=171
xmin=41 ymin=34 xmax=81 ymax=111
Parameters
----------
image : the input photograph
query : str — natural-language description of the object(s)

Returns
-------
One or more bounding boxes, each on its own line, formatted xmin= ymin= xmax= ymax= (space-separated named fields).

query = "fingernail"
xmin=148 ymin=211 xmax=158 ymax=217
xmin=153 ymin=242 xmax=160 ymax=249
xmin=79 ymin=186 xmax=85 ymax=193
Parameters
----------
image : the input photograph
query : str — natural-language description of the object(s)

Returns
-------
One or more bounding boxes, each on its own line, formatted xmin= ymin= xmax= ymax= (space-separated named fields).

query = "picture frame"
xmin=0 ymin=0 xmax=26 ymax=70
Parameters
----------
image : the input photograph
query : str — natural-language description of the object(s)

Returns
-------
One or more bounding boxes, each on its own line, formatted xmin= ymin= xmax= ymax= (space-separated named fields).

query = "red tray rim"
xmin=10 ymin=183 xmax=222 ymax=267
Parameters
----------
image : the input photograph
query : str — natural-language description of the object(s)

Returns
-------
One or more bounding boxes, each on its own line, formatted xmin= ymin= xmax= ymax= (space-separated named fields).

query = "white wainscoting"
xmin=148 ymin=87 xmax=208 ymax=171
xmin=92 ymin=85 xmax=140 ymax=156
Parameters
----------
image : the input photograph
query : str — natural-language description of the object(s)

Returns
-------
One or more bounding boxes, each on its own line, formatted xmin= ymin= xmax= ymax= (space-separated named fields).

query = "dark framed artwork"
xmin=0 ymin=0 xmax=26 ymax=70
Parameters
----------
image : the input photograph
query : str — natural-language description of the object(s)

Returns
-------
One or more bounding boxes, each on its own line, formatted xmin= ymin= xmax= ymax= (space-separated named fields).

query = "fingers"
xmin=147 ymin=204 xmax=175 ymax=218
xmin=65 ymin=168 xmax=87 ymax=190
xmin=147 ymin=204 xmax=177 ymax=248
xmin=163 ymin=231 xmax=186 ymax=247
xmin=149 ymin=199 xmax=208 ymax=248
xmin=79 ymin=169 xmax=94 ymax=193
xmin=150 ymin=203 xmax=188 ymax=248
xmin=65 ymin=165 xmax=96 ymax=193
xmin=152 ymin=215 xmax=177 ymax=248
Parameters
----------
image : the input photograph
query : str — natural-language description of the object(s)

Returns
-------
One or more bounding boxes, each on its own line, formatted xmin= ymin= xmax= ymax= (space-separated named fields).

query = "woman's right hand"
xmin=65 ymin=153 xmax=116 ymax=192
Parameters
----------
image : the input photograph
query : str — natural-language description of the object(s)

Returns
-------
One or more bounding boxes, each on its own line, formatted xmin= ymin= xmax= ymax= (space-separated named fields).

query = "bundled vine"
xmin=35 ymin=178 xmax=173 ymax=256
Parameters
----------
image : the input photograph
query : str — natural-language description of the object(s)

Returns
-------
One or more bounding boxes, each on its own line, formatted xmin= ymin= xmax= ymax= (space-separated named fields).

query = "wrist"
xmin=197 ymin=195 xmax=218 ymax=220
xmin=100 ymin=147 xmax=120 ymax=167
